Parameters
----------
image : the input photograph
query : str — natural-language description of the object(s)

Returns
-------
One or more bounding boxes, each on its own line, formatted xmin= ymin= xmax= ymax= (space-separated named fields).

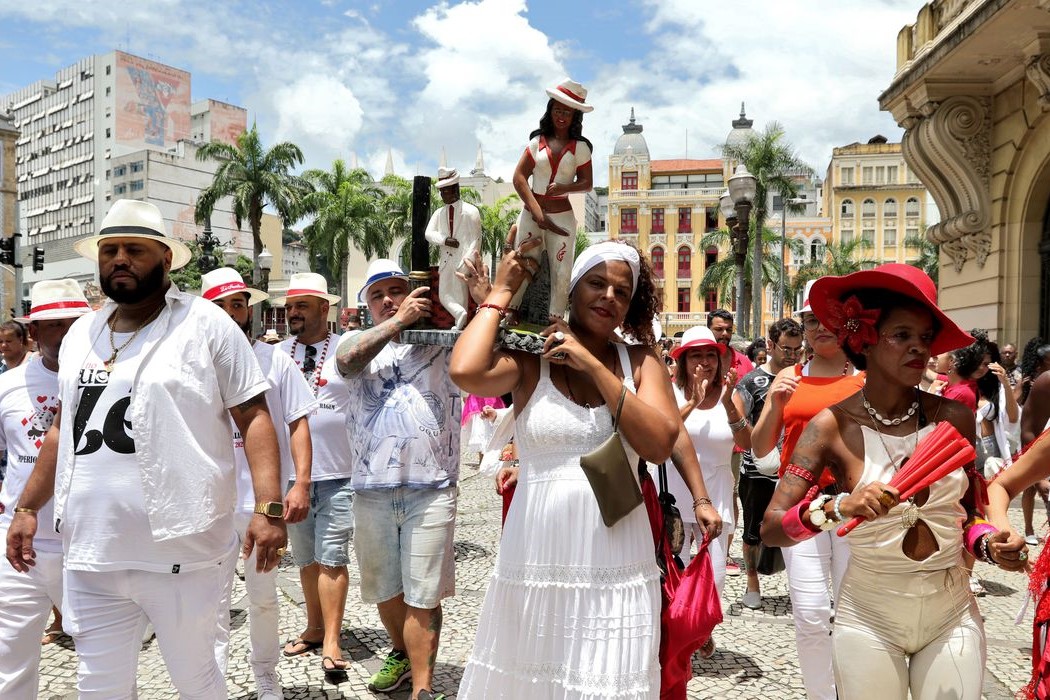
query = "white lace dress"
xmin=458 ymin=346 xmax=661 ymax=699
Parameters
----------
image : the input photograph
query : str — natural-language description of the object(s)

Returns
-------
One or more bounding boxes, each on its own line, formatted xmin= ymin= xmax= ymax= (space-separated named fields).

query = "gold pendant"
xmin=104 ymin=354 xmax=117 ymax=372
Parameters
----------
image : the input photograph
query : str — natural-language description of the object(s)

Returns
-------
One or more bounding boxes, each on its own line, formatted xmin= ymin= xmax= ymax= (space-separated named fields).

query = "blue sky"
xmin=0 ymin=1 xmax=919 ymax=185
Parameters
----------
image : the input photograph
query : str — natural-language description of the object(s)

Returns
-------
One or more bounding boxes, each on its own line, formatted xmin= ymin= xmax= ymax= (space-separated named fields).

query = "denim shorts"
xmin=353 ymin=486 xmax=457 ymax=609
xmin=287 ymin=478 xmax=354 ymax=568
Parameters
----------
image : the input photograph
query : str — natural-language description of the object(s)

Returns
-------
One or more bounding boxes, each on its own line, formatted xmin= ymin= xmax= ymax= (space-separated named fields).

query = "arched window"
xmin=841 ymin=199 xmax=854 ymax=218
xmin=884 ymin=198 xmax=897 ymax=218
xmin=905 ymin=197 xmax=920 ymax=218
xmin=677 ymin=246 xmax=691 ymax=276
xmin=651 ymin=246 xmax=664 ymax=278
xmin=705 ymin=246 xmax=718 ymax=269
xmin=810 ymin=238 xmax=826 ymax=263
xmin=862 ymin=198 xmax=876 ymax=218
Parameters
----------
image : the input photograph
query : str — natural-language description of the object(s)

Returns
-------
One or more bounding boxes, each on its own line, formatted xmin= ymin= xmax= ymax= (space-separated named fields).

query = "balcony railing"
xmin=609 ymin=187 xmax=724 ymax=202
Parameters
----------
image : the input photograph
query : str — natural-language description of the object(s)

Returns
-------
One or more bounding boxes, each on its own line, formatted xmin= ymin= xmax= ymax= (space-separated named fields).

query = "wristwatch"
xmin=807 ymin=494 xmax=837 ymax=531
xmin=254 ymin=502 xmax=285 ymax=518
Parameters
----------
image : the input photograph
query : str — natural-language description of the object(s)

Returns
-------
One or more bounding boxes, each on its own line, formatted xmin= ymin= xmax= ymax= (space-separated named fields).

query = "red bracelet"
xmin=784 ymin=462 xmax=817 ymax=485
xmin=782 ymin=501 xmax=821 ymax=542
xmin=477 ymin=303 xmax=507 ymax=319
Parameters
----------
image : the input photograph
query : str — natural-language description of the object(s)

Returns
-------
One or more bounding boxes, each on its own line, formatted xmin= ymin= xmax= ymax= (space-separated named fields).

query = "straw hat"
xmin=24 ymin=279 xmax=92 ymax=321
xmin=200 ymin=267 xmax=268 ymax=306
xmin=436 ymin=167 xmax=460 ymax=189
xmin=272 ymin=272 xmax=341 ymax=306
xmin=357 ymin=259 xmax=409 ymax=303
xmin=74 ymin=199 xmax=192 ymax=270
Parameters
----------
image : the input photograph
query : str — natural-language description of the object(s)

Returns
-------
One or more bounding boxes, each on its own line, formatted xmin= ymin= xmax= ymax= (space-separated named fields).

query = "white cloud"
xmin=272 ymin=75 xmax=364 ymax=161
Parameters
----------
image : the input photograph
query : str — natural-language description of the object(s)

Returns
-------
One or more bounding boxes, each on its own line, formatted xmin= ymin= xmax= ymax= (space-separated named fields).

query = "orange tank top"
xmin=778 ymin=365 xmax=865 ymax=488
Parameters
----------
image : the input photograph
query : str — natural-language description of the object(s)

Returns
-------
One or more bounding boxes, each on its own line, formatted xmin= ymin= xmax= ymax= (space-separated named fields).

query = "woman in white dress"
xmin=450 ymin=238 xmax=695 ymax=699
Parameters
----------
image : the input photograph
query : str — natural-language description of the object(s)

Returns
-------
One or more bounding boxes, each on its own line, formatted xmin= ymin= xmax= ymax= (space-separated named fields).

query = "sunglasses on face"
xmin=302 ymin=344 xmax=317 ymax=375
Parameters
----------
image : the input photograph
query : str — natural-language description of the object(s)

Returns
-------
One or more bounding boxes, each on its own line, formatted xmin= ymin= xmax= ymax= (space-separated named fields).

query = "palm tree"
xmin=300 ymin=160 xmax=384 ymax=303
xmin=787 ymin=238 xmax=879 ymax=312
xmin=194 ymin=124 xmax=311 ymax=330
xmin=903 ymin=232 xmax=939 ymax=284
xmin=723 ymin=123 xmax=813 ymax=336
xmin=698 ymin=224 xmax=804 ymax=325
xmin=574 ymin=229 xmax=593 ymax=259
xmin=477 ymin=194 xmax=521 ymax=271
xmin=377 ymin=174 xmax=452 ymax=270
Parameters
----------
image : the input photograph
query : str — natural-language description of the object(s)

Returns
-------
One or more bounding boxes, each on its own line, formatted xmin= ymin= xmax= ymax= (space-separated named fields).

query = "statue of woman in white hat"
xmin=507 ymin=79 xmax=594 ymax=324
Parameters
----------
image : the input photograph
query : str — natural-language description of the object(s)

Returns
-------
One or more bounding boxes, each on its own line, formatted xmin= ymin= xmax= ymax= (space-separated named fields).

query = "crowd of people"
xmin=3 ymin=83 xmax=1050 ymax=697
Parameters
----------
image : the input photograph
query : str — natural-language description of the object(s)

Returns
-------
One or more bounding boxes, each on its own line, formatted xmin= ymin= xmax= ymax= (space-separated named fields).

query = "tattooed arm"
xmin=760 ymin=409 xmax=833 ymax=547
xmin=335 ymin=316 xmax=407 ymax=377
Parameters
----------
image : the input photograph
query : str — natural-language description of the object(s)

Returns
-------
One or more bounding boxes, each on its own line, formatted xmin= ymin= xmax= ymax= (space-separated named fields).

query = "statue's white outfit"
xmin=424 ymin=199 xmax=481 ymax=329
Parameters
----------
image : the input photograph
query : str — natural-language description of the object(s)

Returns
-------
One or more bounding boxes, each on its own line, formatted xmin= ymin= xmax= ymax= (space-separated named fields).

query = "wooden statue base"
xmin=399 ymin=326 xmax=547 ymax=354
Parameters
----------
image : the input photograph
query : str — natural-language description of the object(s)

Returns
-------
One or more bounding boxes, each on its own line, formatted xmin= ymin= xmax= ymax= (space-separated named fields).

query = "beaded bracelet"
xmin=833 ymin=493 xmax=848 ymax=522
xmin=978 ymin=534 xmax=994 ymax=564
xmin=693 ymin=496 xmax=713 ymax=509
xmin=783 ymin=463 xmax=817 ymax=485
xmin=477 ymin=303 xmax=507 ymax=319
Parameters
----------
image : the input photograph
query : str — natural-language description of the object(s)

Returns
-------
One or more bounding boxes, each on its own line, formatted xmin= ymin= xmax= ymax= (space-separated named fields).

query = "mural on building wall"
xmin=114 ymin=52 xmax=191 ymax=150
xmin=207 ymin=101 xmax=247 ymax=146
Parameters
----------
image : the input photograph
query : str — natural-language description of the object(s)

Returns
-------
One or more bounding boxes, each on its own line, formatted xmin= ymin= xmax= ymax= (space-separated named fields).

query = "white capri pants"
xmin=216 ymin=512 xmax=280 ymax=677
xmin=782 ymin=529 xmax=851 ymax=700
xmin=833 ymin=565 xmax=984 ymax=699
xmin=63 ymin=550 xmax=236 ymax=699
xmin=508 ymin=208 xmax=578 ymax=319
xmin=0 ymin=545 xmax=63 ymax=699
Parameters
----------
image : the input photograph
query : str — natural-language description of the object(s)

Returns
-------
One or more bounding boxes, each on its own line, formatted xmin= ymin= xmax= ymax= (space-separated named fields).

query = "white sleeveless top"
xmin=846 ymin=423 xmax=968 ymax=573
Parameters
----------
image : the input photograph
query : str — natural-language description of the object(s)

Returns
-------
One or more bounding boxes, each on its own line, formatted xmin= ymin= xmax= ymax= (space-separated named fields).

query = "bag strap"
xmin=658 ymin=460 xmax=670 ymax=496
xmin=611 ymin=384 xmax=627 ymax=429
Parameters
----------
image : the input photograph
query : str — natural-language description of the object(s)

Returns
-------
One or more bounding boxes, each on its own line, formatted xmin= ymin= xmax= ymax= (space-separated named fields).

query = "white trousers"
xmin=0 ymin=546 xmax=63 ymax=699
xmin=64 ymin=553 xmax=236 ymax=699
xmin=508 ymin=208 xmax=577 ymax=319
xmin=216 ymin=513 xmax=280 ymax=676
xmin=782 ymin=530 xmax=851 ymax=700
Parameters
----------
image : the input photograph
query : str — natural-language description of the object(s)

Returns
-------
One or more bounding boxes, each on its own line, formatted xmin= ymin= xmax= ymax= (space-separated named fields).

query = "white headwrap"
xmin=569 ymin=242 xmax=641 ymax=296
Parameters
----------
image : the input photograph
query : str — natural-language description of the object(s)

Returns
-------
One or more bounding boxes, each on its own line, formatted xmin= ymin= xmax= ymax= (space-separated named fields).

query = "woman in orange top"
xmin=750 ymin=281 xmax=863 ymax=700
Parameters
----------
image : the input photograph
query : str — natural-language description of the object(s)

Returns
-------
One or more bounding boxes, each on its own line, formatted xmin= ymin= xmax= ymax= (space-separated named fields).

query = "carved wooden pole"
xmin=410 ymin=175 xmax=432 ymax=328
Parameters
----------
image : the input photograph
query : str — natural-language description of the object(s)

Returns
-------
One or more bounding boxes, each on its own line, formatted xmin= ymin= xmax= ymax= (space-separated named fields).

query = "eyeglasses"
xmin=801 ymin=316 xmax=823 ymax=331
xmin=773 ymin=341 xmax=804 ymax=356
xmin=302 ymin=344 xmax=317 ymax=375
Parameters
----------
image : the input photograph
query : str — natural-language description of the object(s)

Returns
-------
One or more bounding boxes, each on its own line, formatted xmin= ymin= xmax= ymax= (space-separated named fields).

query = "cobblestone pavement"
xmin=39 ymin=468 xmax=1038 ymax=699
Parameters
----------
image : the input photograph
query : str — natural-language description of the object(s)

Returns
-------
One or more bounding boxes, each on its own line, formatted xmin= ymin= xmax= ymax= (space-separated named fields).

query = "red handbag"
xmin=640 ymin=468 xmax=723 ymax=699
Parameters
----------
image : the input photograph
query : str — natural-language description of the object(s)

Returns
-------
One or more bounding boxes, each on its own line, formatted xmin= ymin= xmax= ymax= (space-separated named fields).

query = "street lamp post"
xmin=255 ymin=246 xmax=273 ymax=336
xmin=777 ymin=197 xmax=814 ymax=318
xmin=724 ymin=165 xmax=757 ymax=336
xmin=195 ymin=219 xmax=223 ymax=274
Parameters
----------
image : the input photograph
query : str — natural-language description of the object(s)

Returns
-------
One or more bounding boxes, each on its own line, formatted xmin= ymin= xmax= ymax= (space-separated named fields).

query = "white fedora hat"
xmin=24 ymin=279 xmax=92 ymax=322
xmin=358 ymin=259 xmax=408 ymax=302
xmin=272 ymin=272 xmax=341 ymax=306
xmin=436 ymin=167 xmax=460 ymax=189
xmin=201 ymin=267 xmax=268 ymax=306
xmin=796 ymin=279 xmax=818 ymax=315
xmin=74 ymin=199 xmax=193 ymax=271
xmin=546 ymin=79 xmax=593 ymax=113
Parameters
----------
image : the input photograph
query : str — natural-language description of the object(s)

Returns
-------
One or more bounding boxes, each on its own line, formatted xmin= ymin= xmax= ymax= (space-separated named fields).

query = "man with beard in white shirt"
xmin=203 ymin=267 xmax=318 ymax=699
xmin=0 ymin=279 xmax=90 ymax=698
xmin=275 ymin=272 xmax=354 ymax=678
xmin=6 ymin=200 xmax=286 ymax=698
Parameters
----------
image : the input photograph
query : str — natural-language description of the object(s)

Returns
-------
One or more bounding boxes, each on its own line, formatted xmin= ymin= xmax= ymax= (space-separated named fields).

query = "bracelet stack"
xmin=693 ymin=496 xmax=713 ymax=509
xmin=728 ymin=417 xmax=748 ymax=433
xmin=833 ymin=493 xmax=848 ymax=522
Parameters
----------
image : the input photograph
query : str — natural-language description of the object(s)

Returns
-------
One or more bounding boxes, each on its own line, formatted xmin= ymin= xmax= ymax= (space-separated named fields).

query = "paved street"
xmin=39 ymin=467 xmax=1037 ymax=699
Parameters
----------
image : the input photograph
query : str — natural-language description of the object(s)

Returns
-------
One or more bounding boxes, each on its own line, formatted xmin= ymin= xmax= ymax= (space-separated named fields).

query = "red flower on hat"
xmin=824 ymin=295 xmax=880 ymax=354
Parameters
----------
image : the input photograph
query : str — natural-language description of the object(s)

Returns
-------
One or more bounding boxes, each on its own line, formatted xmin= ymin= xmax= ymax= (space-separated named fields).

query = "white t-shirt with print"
xmin=279 ymin=333 xmax=352 ymax=481
xmin=232 ymin=341 xmax=318 ymax=513
xmin=0 ymin=358 xmax=62 ymax=552
xmin=342 ymin=339 xmax=461 ymax=490
xmin=64 ymin=328 xmax=236 ymax=573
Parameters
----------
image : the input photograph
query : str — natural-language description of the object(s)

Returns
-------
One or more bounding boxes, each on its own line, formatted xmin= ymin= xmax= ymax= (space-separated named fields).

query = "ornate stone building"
xmin=880 ymin=0 xmax=1050 ymax=342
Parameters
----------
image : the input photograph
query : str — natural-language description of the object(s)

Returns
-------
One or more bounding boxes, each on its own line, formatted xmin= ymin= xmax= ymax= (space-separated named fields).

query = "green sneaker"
xmin=367 ymin=651 xmax=411 ymax=693
xmin=417 ymin=691 xmax=445 ymax=700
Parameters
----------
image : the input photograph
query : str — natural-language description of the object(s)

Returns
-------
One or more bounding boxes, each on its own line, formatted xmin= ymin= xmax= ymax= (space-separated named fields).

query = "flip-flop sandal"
xmin=322 ymin=656 xmax=349 ymax=683
xmin=282 ymin=637 xmax=323 ymax=657
xmin=41 ymin=627 xmax=67 ymax=645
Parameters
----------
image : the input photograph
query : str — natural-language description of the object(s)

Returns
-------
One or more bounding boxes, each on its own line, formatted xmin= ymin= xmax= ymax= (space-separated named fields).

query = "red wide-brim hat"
xmin=809 ymin=263 xmax=973 ymax=356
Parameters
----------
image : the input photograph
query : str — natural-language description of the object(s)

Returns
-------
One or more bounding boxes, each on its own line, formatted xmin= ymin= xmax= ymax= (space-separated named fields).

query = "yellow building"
xmin=607 ymin=110 xmax=727 ymax=336
xmin=880 ymin=0 xmax=1050 ymax=342
xmin=823 ymin=138 xmax=928 ymax=266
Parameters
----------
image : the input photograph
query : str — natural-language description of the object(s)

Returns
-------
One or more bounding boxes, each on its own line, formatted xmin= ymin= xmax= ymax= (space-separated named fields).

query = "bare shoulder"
xmin=925 ymin=392 xmax=976 ymax=438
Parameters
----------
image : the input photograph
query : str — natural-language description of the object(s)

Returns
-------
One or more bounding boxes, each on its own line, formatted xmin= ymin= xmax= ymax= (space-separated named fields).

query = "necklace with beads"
xmin=105 ymin=304 xmax=165 ymax=372
xmin=864 ymin=397 xmax=922 ymax=528
xmin=862 ymin=388 xmax=919 ymax=426
xmin=290 ymin=333 xmax=331 ymax=396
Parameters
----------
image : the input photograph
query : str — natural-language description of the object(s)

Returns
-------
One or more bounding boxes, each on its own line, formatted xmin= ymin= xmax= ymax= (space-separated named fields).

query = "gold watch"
xmin=253 ymin=502 xmax=285 ymax=518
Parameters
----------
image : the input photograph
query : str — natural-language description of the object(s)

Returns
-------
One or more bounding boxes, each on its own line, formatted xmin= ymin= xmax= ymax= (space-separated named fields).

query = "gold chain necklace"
xmin=105 ymin=304 xmax=164 ymax=372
